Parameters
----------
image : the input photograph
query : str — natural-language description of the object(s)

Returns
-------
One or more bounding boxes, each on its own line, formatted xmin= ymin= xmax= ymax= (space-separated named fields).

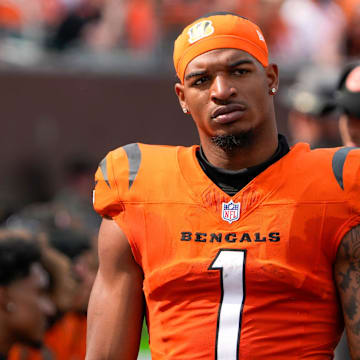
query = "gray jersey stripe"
xmin=123 ymin=143 xmax=142 ymax=189
xmin=332 ymin=147 xmax=357 ymax=190
xmin=99 ymin=157 xmax=111 ymax=188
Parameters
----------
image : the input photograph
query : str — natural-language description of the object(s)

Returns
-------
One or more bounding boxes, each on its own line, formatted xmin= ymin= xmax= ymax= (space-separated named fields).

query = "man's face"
xmin=7 ymin=263 xmax=55 ymax=347
xmin=339 ymin=113 xmax=360 ymax=147
xmin=175 ymin=48 xmax=278 ymax=148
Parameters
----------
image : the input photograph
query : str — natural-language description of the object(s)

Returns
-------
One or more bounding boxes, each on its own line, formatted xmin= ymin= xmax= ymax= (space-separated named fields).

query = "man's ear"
xmin=174 ymin=82 xmax=187 ymax=112
xmin=265 ymin=63 xmax=279 ymax=91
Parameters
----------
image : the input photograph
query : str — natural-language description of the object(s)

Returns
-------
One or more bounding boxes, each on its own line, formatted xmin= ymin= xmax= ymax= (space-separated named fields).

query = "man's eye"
xmin=193 ymin=76 xmax=208 ymax=86
xmin=233 ymin=69 xmax=249 ymax=75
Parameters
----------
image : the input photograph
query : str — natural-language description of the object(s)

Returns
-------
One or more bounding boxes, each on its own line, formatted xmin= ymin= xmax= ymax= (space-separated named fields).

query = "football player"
xmin=87 ymin=12 xmax=360 ymax=360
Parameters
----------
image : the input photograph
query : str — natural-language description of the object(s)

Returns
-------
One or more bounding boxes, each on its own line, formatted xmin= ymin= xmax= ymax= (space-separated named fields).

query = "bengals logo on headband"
xmin=187 ymin=20 xmax=214 ymax=44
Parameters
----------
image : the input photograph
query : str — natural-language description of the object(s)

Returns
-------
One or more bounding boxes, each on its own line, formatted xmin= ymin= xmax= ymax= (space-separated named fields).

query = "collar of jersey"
xmin=177 ymin=142 xmax=309 ymax=223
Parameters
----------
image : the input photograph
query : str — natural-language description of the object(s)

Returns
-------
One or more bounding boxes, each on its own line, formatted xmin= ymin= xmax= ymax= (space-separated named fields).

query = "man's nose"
xmin=210 ymin=75 xmax=237 ymax=103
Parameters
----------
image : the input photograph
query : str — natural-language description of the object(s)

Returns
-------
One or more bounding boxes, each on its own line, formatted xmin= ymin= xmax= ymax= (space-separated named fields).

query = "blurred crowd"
xmin=0 ymin=155 xmax=100 ymax=359
xmin=0 ymin=1 xmax=360 ymax=359
xmin=0 ymin=154 xmax=152 ymax=359
xmin=0 ymin=0 xmax=359 ymax=67
xmin=0 ymin=154 xmax=151 ymax=359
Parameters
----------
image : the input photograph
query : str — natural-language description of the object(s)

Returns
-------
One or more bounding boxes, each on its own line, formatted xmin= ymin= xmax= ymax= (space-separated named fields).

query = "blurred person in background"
xmin=6 ymin=207 xmax=97 ymax=360
xmin=279 ymin=0 xmax=346 ymax=68
xmin=0 ymin=230 xmax=54 ymax=359
xmin=46 ymin=0 xmax=159 ymax=54
xmin=41 ymin=227 xmax=97 ymax=360
xmin=86 ymin=0 xmax=158 ymax=54
xmin=47 ymin=227 xmax=97 ymax=316
xmin=285 ymin=66 xmax=342 ymax=148
xmin=241 ymin=0 xmax=293 ymax=63
xmin=47 ymin=0 xmax=103 ymax=51
xmin=338 ymin=0 xmax=360 ymax=60
xmin=81 ymin=0 xmax=127 ymax=52
xmin=48 ymin=0 xmax=158 ymax=54
xmin=336 ymin=61 xmax=360 ymax=146
xmin=123 ymin=0 xmax=157 ymax=54
xmin=8 ymin=229 xmax=76 ymax=360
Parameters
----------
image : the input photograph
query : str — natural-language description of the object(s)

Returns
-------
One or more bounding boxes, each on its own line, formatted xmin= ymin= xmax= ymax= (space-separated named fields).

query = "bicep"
xmin=335 ymin=224 xmax=360 ymax=359
xmin=86 ymin=218 xmax=144 ymax=360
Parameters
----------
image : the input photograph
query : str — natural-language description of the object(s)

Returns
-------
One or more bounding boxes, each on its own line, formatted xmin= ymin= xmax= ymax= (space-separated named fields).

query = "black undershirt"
xmin=196 ymin=134 xmax=290 ymax=196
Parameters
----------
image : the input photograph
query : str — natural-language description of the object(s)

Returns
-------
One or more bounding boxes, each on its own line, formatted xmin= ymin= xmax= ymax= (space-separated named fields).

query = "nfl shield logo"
xmin=222 ymin=200 xmax=241 ymax=224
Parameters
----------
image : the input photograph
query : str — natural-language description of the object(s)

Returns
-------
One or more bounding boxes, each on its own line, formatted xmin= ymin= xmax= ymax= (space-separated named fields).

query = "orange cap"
xmin=173 ymin=13 xmax=269 ymax=83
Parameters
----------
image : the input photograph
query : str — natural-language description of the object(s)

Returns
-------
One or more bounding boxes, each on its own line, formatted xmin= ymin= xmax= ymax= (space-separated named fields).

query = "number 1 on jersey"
xmin=209 ymin=249 xmax=247 ymax=360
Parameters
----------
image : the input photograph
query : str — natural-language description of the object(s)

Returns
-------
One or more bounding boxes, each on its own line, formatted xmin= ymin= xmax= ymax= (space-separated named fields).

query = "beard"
xmin=211 ymin=130 xmax=254 ymax=152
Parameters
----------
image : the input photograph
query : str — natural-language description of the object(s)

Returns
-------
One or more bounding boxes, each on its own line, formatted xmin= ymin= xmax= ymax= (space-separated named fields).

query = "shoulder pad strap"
xmin=332 ymin=147 xmax=358 ymax=190
xmin=99 ymin=156 xmax=111 ymax=188
xmin=123 ymin=143 xmax=142 ymax=189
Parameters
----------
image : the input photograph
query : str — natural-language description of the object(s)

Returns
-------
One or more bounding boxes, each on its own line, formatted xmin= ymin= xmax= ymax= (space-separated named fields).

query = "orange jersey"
xmin=9 ymin=312 xmax=86 ymax=360
xmin=93 ymin=143 xmax=360 ymax=359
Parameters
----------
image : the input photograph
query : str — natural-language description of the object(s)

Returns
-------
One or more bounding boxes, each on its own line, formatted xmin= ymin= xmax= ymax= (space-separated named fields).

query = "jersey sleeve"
xmin=342 ymin=148 xmax=360 ymax=216
xmin=329 ymin=147 xmax=360 ymax=259
xmin=93 ymin=150 xmax=124 ymax=218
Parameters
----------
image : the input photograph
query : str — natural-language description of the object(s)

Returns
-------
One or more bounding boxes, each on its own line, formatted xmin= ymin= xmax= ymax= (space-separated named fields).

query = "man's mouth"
xmin=211 ymin=104 xmax=247 ymax=124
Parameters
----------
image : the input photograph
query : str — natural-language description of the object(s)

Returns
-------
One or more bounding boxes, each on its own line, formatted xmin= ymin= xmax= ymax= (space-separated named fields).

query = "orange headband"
xmin=173 ymin=14 xmax=269 ymax=83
